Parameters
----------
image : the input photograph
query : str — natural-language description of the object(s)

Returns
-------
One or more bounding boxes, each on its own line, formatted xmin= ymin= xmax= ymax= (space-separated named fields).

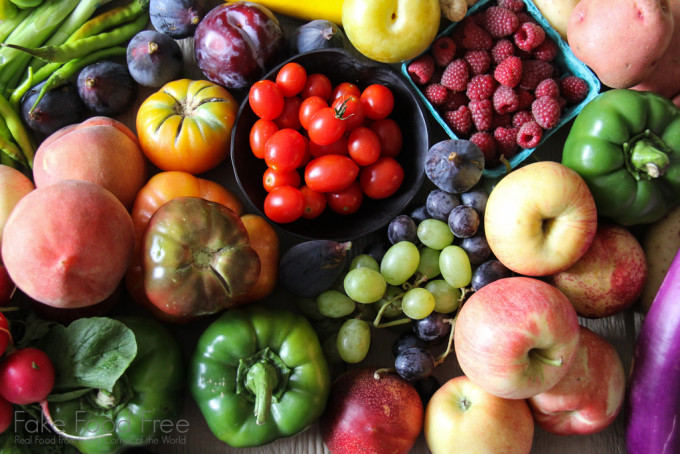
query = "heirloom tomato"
xmin=136 ymin=79 xmax=238 ymax=174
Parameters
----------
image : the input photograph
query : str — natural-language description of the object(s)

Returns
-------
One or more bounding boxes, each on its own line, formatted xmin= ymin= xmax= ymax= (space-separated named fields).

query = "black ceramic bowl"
xmin=231 ymin=48 xmax=429 ymax=242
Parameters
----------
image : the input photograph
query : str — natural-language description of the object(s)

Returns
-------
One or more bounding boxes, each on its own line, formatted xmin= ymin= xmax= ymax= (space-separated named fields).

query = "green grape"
xmin=440 ymin=245 xmax=472 ymax=288
xmin=376 ymin=285 xmax=404 ymax=318
xmin=417 ymin=246 xmax=441 ymax=279
xmin=322 ymin=333 xmax=343 ymax=364
xmin=317 ymin=289 xmax=356 ymax=318
xmin=401 ymin=287 xmax=436 ymax=320
xmin=417 ymin=218 xmax=454 ymax=250
xmin=426 ymin=279 xmax=462 ymax=314
xmin=344 ymin=267 xmax=387 ymax=304
xmin=337 ymin=318 xmax=371 ymax=363
xmin=294 ymin=296 xmax=325 ymax=320
xmin=350 ymin=253 xmax=380 ymax=271
xmin=380 ymin=240 xmax=420 ymax=285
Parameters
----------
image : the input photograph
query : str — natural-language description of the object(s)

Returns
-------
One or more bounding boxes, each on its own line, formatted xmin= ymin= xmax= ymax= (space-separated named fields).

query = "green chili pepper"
xmin=190 ymin=305 xmax=331 ymax=448
xmin=0 ymin=91 xmax=33 ymax=167
xmin=562 ymin=89 xmax=680 ymax=225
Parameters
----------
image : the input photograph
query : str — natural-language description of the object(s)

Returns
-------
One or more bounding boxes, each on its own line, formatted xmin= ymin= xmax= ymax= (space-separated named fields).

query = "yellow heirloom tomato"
xmin=136 ymin=79 xmax=238 ymax=174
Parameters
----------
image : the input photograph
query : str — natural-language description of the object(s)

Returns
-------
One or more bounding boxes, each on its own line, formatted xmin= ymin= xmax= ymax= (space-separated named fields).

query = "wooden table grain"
xmin=109 ymin=11 xmax=644 ymax=454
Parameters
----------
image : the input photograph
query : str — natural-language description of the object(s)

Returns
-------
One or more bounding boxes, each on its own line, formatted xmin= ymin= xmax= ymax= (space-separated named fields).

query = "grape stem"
xmin=434 ymin=315 xmax=458 ymax=367
xmin=372 ymin=290 xmax=405 ymax=327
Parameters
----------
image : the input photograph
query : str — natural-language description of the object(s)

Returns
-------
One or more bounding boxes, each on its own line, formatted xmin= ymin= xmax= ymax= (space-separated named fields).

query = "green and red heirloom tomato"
xmin=190 ymin=305 xmax=330 ymax=448
xmin=141 ymin=196 xmax=260 ymax=319
xmin=136 ymin=78 xmax=238 ymax=175
xmin=47 ymin=316 xmax=184 ymax=454
xmin=562 ymin=89 xmax=680 ymax=225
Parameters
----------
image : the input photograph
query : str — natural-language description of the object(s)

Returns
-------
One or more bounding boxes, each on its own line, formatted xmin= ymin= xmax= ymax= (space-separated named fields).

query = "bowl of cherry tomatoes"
xmin=231 ymin=48 xmax=429 ymax=241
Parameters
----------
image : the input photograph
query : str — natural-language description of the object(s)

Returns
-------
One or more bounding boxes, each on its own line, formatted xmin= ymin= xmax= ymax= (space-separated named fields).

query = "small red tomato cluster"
xmin=248 ymin=62 xmax=406 ymax=224
xmin=0 ymin=313 xmax=55 ymax=434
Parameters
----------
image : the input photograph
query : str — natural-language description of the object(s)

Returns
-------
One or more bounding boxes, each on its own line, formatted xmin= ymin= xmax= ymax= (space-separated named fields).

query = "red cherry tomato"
xmin=347 ymin=126 xmax=381 ymax=166
xmin=309 ymin=135 xmax=348 ymax=158
xmin=0 ymin=395 xmax=11 ymax=434
xmin=331 ymin=94 xmax=365 ymax=133
xmin=300 ymin=73 xmax=333 ymax=100
xmin=359 ymin=157 xmax=404 ymax=199
xmin=249 ymin=80 xmax=284 ymax=120
xmin=263 ymin=167 xmax=301 ymax=192
xmin=330 ymin=82 xmax=361 ymax=102
xmin=370 ymin=118 xmax=403 ymax=158
xmin=274 ymin=96 xmax=302 ymax=130
xmin=0 ymin=347 xmax=55 ymax=405
xmin=327 ymin=180 xmax=363 ymax=215
xmin=275 ymin=62 xmax=307 ymax=97
xmin=300 ymin=184 xmax=327 ymax=219
xmin=250 ymin=119 xmax=279 ymax=159
xmin=307 ymin=106 xmax=346 ymax=146
xmin=305 ymin=155 xmax=359 ymax=193
xmin=299 ymin=96 xmax=328 ymax=131
xmin=360 ymin=84 xmax=395 ymax=120
xmin=264 ymin=129 xmax=307 ymax=172
xmin=264 ymin=186 xmax=305 ymax=223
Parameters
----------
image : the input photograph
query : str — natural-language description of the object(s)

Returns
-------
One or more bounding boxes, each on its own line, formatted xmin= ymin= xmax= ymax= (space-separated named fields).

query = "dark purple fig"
xmin=21 ymin=81 xmax=86 ymax=137
xmin=126 ymin=30 xmax=183 ymax=87
xmin=425 ymin=139 xmax=485 ymax=193
xmin=150 ymin=0 xmax=205 ymax=39
xmin=77 ymin=61 xmax=138 ymax=116
xmin=279 ymin=240 xmax=352 ymax=297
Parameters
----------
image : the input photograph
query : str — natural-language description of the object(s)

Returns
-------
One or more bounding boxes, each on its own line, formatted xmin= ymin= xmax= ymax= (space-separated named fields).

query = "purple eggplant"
xmin=279 ymin=240 xmax=352 ymax=298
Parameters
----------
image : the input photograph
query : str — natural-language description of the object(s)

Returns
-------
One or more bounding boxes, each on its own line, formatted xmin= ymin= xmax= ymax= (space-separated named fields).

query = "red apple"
xmin=194 ymin=2 xmax=286 ymax=90
xmin=546 ymin=222 xmax=647 ymax=318
xmin=425 ymin=375 xmax=534 ymax=454
xmin=454 ymin=276 xmax=580 ymax=399
xmin=484 ymin=161 xmax=598 ymax=276
xmin=319 ymin=367 xmax=423 ymax=454
xmin=528 ymin=326 xmax=626 ymax=435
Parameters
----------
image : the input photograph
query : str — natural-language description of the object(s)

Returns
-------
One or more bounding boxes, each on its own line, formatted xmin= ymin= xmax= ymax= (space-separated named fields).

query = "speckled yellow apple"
xmin=484 ymin=161 xmax=598 ymax=276
xmin=341 ymin=0 xmax=441 ymax=63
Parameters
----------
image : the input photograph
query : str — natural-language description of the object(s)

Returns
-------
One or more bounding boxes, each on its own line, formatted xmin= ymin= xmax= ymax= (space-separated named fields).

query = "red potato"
xmin=631 ymin=0 xmax=680 ymax=105
xmin=567 ymin=0 xmax=674 ymax=88
xmin=1 ymin=180 xmax=135 ymax=309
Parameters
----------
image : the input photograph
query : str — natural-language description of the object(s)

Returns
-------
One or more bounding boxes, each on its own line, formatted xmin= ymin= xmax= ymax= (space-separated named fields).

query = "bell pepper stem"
xmin=625 ymin=130 xmax=672 ymax=180
xmin=245 ymin=361 xmax=278 ymax=425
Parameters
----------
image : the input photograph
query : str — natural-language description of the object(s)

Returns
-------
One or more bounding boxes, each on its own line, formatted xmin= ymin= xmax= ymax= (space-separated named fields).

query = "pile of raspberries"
xmin=407 ymin=0 xmax=589 ymax=168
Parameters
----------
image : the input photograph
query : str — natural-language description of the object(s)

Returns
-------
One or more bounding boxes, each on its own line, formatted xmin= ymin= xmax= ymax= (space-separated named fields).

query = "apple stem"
xmin=529 ymin=350 xmax=564 ymax=367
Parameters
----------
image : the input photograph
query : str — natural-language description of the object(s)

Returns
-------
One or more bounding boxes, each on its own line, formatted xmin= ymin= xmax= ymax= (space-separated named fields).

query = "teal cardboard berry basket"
xmin=400 ymin=0 xmax=601 ymax=178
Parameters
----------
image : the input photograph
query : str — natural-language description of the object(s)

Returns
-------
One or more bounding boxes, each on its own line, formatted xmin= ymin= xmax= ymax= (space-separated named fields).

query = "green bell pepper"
xmin=47 ymin=316 xmax=185 ymax=454
xmin=190 ymin=305 xmax=330 ymax=448
xmin=562 ymin=88 xmax=680 ymax=226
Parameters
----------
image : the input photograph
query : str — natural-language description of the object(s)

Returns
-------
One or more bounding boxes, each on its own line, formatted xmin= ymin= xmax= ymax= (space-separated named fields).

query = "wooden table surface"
xmin=104 ymin=7 xmax=645 ymax=454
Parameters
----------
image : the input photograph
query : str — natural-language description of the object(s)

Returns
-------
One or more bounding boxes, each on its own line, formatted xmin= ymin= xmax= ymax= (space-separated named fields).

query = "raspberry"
xmin=444 ymin=105 xmax=473 ymax=136
xmin=494 ymin=56 xmax=522 ymax=87
xmin=464 ymin=50 xmax=491 ymax=75
xmin=482 ymin=6 xmax=519 ymax=38
xmin=443 ymin=91 xmax=469 ymax=111
xmin=424 ymin=83 xmax=449 ymax=106
xmin=492 ymin=84 xmax=519 ymax=114
xmin=469 ymin=99 xmax=493 ymax=131
xmin=532 ymin=37 xmax=558 ymax=61
xmin=512 ymin=109 xmax=533 ymax=128
xmin=531 ymin=95 xmax=561 ymax=129
xmin=534 ymin=78 xmax=560 ymax=99
xmin=466 ymin=74 xmax=496 ymax=101
xmin=516 ymin=12 xmax=537 ymax=24
xmin=431 ymin=36 xmax=457 ymax=67
xmin=497 ymin=0 xmax=525 ymax=13
xmin=460 ymin=21 xmax=494 ymax=51
xmin=441 ymin=59 xmax=469 ymax=92
xmin=559 ymin=75 xmax=589 ymax=104
xmin=493 ymin=126 xmax=519 ymax=159
xmin=517 ymin=88 xmax=534 ymax=110
xmin=519 ymin=60 xmax=553 ymax=90
xmin=470 ymin=131 xmax=498 ymax=166
xmin=517 ymin=120 xmax=543 ymax=148
xmin=492 ymin=113 xmax=513 ymax=129
xmin=407 ymin=54 xmax=435 ymax=85
xmin=513 ymin=22 xmax=546 ymax=52
xmin=491 ymin=38 xmax=515 ymax=64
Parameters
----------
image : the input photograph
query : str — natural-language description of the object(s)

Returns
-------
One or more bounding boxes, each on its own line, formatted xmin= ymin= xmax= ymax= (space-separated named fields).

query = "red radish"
xmin=0 ymin=347 xmax=55 ymax=405
xmin=626 ymin=249 xmax=680 ymax=452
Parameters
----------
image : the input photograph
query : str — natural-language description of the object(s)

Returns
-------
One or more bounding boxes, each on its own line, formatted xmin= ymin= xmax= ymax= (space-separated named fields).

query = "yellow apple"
xmin=341 ymin=0 xmax=441 ymax=63
xmin=532 ymin=0 xmax=580 ymax=39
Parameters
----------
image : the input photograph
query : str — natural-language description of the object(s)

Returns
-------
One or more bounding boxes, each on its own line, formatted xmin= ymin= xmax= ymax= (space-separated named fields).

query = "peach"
xmin=545 ymin=222 xmax=647 ymax=318
xmin=1 ymin=180 xmax=135 ymax=309
xmin=33 ymin=116 xmax=147 ymax=210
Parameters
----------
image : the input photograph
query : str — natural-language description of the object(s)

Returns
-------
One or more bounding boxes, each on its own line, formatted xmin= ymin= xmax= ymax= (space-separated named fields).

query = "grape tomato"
xmin=264 ymin=186 xmax=305 ymax=224
xmin=300 ymin=184 xmax=327 ymax=219
xmin=300 ymin=73 xmax=333 ymax=100
xmin=249 ymin=119 xmax=279 ymax=159
xmin=299 ymin=96 xmax=328 ymax=131
xmin=263 ymin=167 xmax=301 ymax=192
xmin=307 ymin=106 xmax=346 ymax=146
xmin=264 ymin=128 xmax=307 ymax=172
xmin=360 ymin=84 xmax=394 ymax=120
xmin=331 ymin=94 xmax=365 ymax=132
xmin=249 ymin=79 xmax=284 ymax=120
xmin=360 ymin=157 xmax=404 ymax=199
xmin=347 ymin=126 xmax=381 ymax=166
xmin=370 ymin=118 xmax=403 ymax=157
xmin=330 ymin=82 xmax=361 ymax=102
xmin=305 ymin=154 xmax=359 ymax=193
xmin=327 ymin=180 xmax=363 ymax=215
xmin=275 ymin=62 xmax=307 ymax=97
xmin=274 ymin=96 xmax=302 ymax=130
